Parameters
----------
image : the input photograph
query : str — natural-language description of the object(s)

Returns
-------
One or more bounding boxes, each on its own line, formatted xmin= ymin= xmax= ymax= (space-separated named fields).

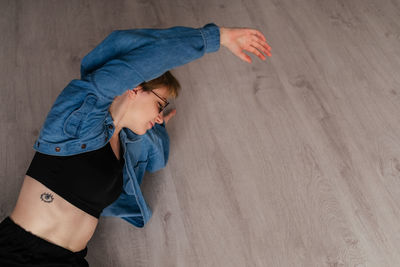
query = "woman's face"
xmin=124 ymin=86 xmax=170 ymax=135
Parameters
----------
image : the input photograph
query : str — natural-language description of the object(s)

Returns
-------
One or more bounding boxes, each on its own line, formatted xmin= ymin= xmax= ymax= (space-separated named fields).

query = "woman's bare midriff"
xmin=10 ymin=175 xmax=98 ymax=252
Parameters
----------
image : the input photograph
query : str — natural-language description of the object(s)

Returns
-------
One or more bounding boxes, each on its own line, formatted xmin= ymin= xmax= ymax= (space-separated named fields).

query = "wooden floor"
xmin=1 ymin=0 xmax=400 ymax=266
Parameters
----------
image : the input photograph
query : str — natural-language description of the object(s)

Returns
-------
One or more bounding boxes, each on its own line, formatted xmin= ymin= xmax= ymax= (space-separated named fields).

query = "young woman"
xmin=0 ymin=23 xmax=271 ymax=266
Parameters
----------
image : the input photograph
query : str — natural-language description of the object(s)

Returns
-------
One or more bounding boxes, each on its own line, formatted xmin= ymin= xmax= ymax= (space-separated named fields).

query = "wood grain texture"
xmin=1 ymin=0 xmax=400 ymax=266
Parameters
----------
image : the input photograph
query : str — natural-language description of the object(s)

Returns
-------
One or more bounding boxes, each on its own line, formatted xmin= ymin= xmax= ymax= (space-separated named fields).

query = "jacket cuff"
xmin=199 ymin=23 xmax=220 ymax=53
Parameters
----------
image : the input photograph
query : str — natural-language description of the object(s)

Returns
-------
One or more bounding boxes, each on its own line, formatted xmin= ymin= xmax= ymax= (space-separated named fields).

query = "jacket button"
xmin=55 ymin=147 xmax=61 ymax=152
xmin=104 ymin=137 xmax=108 ymax=142
xmin=81 ymin=144 xmax=86 ymax=149
xmin=108 ymin=125 xmax=114 ymax=129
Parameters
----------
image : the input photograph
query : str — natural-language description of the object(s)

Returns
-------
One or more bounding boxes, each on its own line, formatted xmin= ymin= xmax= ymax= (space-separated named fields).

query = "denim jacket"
xmin=32 ymin=23 xmax=220 ymax=227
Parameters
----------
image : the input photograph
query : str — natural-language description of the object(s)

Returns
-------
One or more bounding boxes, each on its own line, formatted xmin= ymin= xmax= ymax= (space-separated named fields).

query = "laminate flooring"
xmin=1 ymin=0 xmax=400 ymax=266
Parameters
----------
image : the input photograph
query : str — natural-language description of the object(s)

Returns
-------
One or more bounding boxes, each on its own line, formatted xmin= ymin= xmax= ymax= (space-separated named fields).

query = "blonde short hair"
xmin=140 ymin=71 xmax=181 ymax=98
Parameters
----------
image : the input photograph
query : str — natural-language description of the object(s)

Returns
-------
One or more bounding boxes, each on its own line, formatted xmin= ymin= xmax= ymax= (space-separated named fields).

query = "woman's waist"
xmin=10 ymin=175 xmax=98 ymax=252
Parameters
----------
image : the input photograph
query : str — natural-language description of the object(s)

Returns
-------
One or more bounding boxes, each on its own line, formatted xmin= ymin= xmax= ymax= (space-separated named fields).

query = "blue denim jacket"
xmin=33 ymin=23 xmax=220 ymax=227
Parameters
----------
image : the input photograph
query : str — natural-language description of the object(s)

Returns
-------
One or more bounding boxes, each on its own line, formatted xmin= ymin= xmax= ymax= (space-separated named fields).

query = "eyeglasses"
xmin=150 ymin=90 xmax=169 ymax=113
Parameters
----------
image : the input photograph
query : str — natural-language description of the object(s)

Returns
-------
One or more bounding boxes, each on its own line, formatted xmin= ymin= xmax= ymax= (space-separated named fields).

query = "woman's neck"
xmin=109 ymin=93 xmax=130 ymax=136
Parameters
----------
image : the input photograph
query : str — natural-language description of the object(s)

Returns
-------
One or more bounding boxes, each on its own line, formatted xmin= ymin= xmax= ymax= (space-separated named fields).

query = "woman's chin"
xmin=137 ymin=129 xmax=148 ymax=135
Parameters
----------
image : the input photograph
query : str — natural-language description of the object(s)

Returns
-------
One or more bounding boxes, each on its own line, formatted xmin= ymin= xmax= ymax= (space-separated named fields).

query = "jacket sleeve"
xmin=80 ymin=23 xmax=220 ymax=100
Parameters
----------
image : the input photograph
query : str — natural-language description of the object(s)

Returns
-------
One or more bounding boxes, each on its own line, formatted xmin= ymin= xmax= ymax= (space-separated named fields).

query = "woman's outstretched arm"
xmin=79 ymin=24 xmax=271 ymax=101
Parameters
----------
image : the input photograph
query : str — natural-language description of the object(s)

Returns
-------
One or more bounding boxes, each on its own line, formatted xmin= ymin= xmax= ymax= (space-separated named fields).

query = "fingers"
xmin=232 ymin=45 xmax=252 ymax=63
xmin=247 ymin=45 xmax=266 ymax=61
xmin=256 ymin=38 xmax=271 ymax=55
xmin=252 ymin=38 xmax=271 ymax=57
xmin=245 ymin=29 xmax=271 ymax=61
xmin=239 ymin=51 xmax=252 ymax=63
xmin=243 ymin=36 xmax=271 ymax=61
xmin=250 ymin=29 xmax=271 ymax=49
xmin=249 ymin=29 xmax=271 ymax=52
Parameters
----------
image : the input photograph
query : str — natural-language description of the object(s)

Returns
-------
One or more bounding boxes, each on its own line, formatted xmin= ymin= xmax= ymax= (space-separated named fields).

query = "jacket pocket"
xmin=63 ymin=93 xmax=98 ymax=138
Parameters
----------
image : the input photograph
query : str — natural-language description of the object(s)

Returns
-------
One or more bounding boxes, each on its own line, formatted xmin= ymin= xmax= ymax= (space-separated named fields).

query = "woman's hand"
xmin=220 ymin=27 xmax=271 ymax=63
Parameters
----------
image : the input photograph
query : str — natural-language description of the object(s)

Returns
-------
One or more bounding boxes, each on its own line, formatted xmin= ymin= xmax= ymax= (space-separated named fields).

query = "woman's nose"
xmin=155 ymin=113 xmax=164 ymax=124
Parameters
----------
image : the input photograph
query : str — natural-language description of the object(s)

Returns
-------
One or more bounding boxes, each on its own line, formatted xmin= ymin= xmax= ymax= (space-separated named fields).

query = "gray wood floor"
xmin=1 ymin=0 xmax=400 ymax=266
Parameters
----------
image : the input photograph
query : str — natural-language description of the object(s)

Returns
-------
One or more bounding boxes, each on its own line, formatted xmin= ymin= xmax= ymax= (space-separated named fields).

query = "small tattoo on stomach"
xmin=40 ymin=192 xmax=54 ymax=203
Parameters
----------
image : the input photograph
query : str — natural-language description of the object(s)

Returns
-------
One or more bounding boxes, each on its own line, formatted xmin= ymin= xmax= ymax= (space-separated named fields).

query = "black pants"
xmin=0 ymin=216 xmax=89 ymax=266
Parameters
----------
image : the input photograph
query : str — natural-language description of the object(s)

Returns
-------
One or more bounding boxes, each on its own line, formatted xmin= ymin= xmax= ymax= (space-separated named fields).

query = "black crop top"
xmin=26 ymin=142 xmax=124 ymax=218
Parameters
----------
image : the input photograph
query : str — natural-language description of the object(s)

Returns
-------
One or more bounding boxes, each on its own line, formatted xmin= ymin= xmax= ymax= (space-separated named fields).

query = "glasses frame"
xmin=150 ymin=90 xmax=169 ymax=113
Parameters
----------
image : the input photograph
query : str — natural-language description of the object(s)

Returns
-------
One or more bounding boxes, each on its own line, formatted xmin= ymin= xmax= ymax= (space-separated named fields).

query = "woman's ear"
xmin=127 ymin=88 xmax=138 ymax=99
xmin=127 ymin=85 xmax=142 ymax=99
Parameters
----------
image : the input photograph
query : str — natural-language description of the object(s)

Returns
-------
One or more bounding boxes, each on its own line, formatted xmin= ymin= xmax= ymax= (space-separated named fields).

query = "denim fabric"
xmin=33 ymin=23 xmax=220 ymax=227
